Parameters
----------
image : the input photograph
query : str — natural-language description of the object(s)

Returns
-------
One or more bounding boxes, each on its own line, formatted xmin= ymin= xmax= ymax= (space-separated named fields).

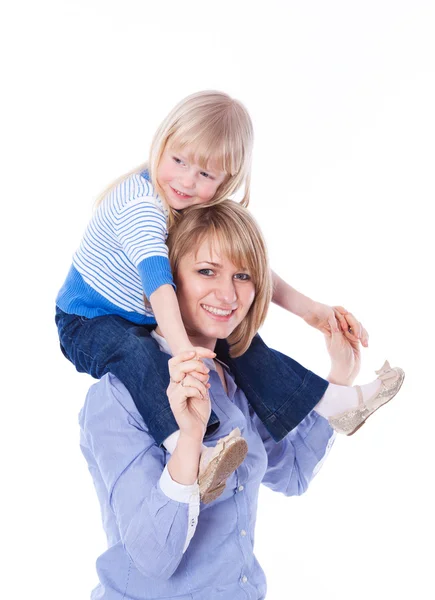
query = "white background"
xmin=2 ymin=1 xmax=434 ymax=599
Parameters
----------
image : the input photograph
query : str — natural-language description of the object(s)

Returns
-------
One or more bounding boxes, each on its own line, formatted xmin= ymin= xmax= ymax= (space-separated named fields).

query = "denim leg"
xmin=215 ymin=334 xmax=329 ymax=443
xmin=55 ymin=307 xmax=220 ymax=446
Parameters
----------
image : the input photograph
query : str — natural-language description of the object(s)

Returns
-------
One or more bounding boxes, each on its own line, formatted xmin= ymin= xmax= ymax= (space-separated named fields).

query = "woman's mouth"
xmin=201 ymin=304 xmax=236 ymax=321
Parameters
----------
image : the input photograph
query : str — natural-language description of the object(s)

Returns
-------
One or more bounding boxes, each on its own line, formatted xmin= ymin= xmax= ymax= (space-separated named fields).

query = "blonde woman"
xmin=80 ymin=202 xmax=404 ymax=599
xmin=56 ymin=91 xmax=400 ymax=502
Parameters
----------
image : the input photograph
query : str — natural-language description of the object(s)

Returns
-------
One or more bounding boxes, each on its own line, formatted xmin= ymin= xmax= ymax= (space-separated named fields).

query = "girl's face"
xmin=175 ymin=237 xmax=255 ymax=349
xmin=156 ymin=145 xmax=227 ymax=210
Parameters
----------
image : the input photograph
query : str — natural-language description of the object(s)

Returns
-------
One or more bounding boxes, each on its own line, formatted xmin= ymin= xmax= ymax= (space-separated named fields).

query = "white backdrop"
xmin=2 ymin=1 xmax=434 ymax=599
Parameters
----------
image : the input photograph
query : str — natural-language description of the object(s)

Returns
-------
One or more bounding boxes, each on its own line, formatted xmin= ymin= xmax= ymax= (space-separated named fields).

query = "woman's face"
xmin=175 ymin=237 xmax=256 ymax=348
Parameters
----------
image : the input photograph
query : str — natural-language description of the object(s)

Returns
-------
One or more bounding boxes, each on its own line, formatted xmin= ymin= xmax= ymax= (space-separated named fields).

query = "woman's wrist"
xmin=167 ymin=432 xmax=203 ymax=486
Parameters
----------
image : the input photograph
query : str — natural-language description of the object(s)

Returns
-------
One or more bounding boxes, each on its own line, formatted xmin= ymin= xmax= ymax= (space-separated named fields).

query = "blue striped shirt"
xmin=56 ymin=172 xmax=172 ymax=323
xmin=79 ymin=333 xmax=335 ymax=599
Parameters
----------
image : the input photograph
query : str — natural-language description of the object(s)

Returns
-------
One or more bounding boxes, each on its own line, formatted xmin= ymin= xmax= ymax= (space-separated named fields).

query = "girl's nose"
xmin=180 ymin=171 xmax=195 ymax=189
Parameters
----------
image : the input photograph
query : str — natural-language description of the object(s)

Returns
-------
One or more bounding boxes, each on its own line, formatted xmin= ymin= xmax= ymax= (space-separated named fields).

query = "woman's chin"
xmin=194 ymin=321 xmax=237 ymax=341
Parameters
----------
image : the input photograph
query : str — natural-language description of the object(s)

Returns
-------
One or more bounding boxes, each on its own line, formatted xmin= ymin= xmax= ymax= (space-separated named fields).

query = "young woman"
xmin=79 ymin=201 xmax=404 ymax=599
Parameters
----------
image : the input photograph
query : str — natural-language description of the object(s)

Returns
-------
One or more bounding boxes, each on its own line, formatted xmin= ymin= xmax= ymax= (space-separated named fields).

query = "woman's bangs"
xmin=200 ymin=226 xmax=258 ymax=284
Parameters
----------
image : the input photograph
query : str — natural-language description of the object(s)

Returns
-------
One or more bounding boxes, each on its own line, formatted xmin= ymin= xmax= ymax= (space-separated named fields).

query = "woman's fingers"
xmin=360 ymin=325 xmax=369 ymax=347
xmin=169 ymin=357 xmax=210 ymax=383
xmin=179 ymin=374 xmax=209 ymax=399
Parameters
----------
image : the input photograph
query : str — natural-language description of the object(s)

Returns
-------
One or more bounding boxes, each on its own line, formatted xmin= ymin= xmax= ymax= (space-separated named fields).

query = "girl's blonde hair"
xmin=95 ymin=91 xmax=254 ymax=226
xmin=167 ymin=200 xmax=272 ymax=357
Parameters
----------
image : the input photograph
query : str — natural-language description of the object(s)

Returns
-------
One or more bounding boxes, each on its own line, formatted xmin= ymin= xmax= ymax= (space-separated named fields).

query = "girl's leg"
xmin=215 ymin=334 xmax=404 ymax=440
xmin=215 ymin=334 xmax=329 ymax=443
xmin=55 ymin=307 xmax=220 ymax=446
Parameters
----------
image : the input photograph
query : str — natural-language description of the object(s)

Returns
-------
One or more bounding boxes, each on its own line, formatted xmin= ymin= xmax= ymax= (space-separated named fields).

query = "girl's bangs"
xmin=169 ymin=123 xmax=244 ymax=176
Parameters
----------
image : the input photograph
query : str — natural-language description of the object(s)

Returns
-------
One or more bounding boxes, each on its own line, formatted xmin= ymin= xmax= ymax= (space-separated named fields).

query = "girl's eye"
xmin=198 ymin=268 xmax=214 ymax=276
xmin=200 ymin=171 xmax=211 ymax=179
xmin=173 ymin=157 xmax=184 ymax=165
xmin=234 ymin=273 xmax=251 ymax=281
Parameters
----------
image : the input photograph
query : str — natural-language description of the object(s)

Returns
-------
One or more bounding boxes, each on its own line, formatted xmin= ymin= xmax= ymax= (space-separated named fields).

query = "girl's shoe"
xmin=198 ymin=428 xmax=248 ymax=504
xmin=329 ymin=361 xmax=405 ymax=436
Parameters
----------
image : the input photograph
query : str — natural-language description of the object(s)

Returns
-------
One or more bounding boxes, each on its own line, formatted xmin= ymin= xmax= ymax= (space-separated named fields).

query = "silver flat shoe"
xmin=329 ymin=360 xmax=405 ymax=436
xmin=198 ymin=428 xmax=248 ymax=504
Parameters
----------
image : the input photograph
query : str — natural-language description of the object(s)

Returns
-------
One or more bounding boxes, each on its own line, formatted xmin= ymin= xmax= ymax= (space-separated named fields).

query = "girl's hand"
xmin=167 ymin=350 xmax=213 ymax=442
xmin=174 ymin=346 xmax=216 ymax=384
xmin=324 ymin=318 xmax=361 ymax=386
xmin=303 ymin=302 xmax=369 ymax=347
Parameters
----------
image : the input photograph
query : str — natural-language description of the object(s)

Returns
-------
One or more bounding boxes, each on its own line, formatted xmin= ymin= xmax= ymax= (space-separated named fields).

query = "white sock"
xmin=314 ymin=379 xmax=382 ymax=419
xmin=163 ymin=430 xmax=207 ymax=455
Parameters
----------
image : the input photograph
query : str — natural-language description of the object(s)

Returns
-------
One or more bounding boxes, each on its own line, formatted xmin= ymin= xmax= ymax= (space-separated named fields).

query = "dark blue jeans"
xmin=55 ymin=307 xmax=329 ymax=445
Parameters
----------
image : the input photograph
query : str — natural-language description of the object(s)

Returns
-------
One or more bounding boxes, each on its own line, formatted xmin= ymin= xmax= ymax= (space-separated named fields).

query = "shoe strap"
xmin=355 ymin=385 xmax=365 ymax=409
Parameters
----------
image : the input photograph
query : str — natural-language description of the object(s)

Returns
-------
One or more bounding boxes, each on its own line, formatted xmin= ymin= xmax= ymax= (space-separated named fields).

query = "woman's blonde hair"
xmin=95 ymin=91 xmax=254 ymax=226
xmin=167 ymin=200 xmax=272 ymax=357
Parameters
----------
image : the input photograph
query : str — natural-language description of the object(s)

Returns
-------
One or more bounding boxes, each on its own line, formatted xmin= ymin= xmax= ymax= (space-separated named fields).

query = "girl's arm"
xmin=272 ymin=270 xmax=369 ymax=347
xmin=150 ymin=284 xmax=194 ymax=354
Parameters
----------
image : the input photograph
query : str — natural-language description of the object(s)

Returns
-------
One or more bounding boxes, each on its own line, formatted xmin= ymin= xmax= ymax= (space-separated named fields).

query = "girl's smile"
xmin=157 ymin=146 xmax=227 ymax=210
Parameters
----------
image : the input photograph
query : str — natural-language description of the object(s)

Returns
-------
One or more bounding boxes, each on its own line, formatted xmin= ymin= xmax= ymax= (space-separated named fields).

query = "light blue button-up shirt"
xmin=79 ymin=334 xmax=335 ymax=599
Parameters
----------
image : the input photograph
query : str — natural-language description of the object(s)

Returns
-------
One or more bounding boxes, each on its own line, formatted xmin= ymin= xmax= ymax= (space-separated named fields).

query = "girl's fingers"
xmin=333 ymin=307 xmax=348 ymax=332
xmin=169 ymin=359 xmax=210 ymax=383
xmin=340 ymin=312 xmax=361 ymax=339
xmin=168 ymin=351 xmax=197 ymax=368
xmin=192 ymin=346 xmax=216 ymax=360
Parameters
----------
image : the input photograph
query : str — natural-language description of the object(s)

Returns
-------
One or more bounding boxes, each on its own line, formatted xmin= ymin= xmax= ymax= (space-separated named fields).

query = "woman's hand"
xmin=302 ymin=302 xmax=369 ymax=348
xmin=324 ymin=320 xmax=361 ymax=386
xmin=167 ymin=349 xmax=213 ymax=442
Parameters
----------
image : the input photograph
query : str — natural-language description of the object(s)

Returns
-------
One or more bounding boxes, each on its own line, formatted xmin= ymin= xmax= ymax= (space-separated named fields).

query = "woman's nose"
xmin=215 ymin=279 xmax=237 ymax=304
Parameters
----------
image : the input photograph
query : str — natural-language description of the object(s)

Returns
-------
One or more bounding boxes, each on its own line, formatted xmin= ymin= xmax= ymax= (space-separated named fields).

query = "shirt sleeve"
xmin=254 ymin=410 xmax=336 ymax=496
xmin=79 ymin=374 xmax=200 ymax=580
xmin=113 ymin=196 xmax=174 ymax=298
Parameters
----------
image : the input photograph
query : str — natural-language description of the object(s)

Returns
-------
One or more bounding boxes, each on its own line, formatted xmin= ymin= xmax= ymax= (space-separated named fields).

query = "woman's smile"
xmin=175 ymin=239 xmax=255 ymax=347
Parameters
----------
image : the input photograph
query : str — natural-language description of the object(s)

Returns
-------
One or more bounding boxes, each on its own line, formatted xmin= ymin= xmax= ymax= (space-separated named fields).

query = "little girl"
xmin=55 ymin=90 xmax=404 ymax=502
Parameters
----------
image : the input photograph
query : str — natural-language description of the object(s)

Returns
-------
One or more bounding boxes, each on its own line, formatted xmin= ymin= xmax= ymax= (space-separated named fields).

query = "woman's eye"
xmin=234 ymin=273 xmax=251 ymax=281
xmin=198 ymin=268 xmax=214 ymax=276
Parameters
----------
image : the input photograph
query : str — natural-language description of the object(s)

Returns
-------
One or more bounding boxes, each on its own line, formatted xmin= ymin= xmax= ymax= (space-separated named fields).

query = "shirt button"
xmin=238 ymin=485 xmax=244 ymax=492
xmin=240 ymin=529 xmax=247 ymax=537
xmin=241 ymin=576 xmax=248 ymax=584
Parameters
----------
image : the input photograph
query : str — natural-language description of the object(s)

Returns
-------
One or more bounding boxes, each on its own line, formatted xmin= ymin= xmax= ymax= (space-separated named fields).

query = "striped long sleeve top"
xmin=56 ymin=171 xmax=172 ymax=324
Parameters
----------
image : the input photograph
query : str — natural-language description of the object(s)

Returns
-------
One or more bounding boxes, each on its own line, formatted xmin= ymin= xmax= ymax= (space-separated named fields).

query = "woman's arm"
xmin=256 ymin=326 xmax=361 ymax=495
xmin=80 ymin=374 xmax=201 ymax=580
xmin=255 ymin=410 xmax=335 ymax=496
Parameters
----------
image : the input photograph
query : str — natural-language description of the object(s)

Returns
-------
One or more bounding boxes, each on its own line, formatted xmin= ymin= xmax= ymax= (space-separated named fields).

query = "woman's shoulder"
xmin=79 ymin=373 xmax=148 ymax=434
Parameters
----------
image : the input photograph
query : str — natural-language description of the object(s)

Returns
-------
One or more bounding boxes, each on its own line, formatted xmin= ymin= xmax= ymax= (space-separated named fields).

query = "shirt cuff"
xmin=138 ymin=255 xmax=175 ymax=299
xmin=159 ymin=465 xmax=199 ymax=503
xmin=159 ymin=466 xmax=200 ymax=554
